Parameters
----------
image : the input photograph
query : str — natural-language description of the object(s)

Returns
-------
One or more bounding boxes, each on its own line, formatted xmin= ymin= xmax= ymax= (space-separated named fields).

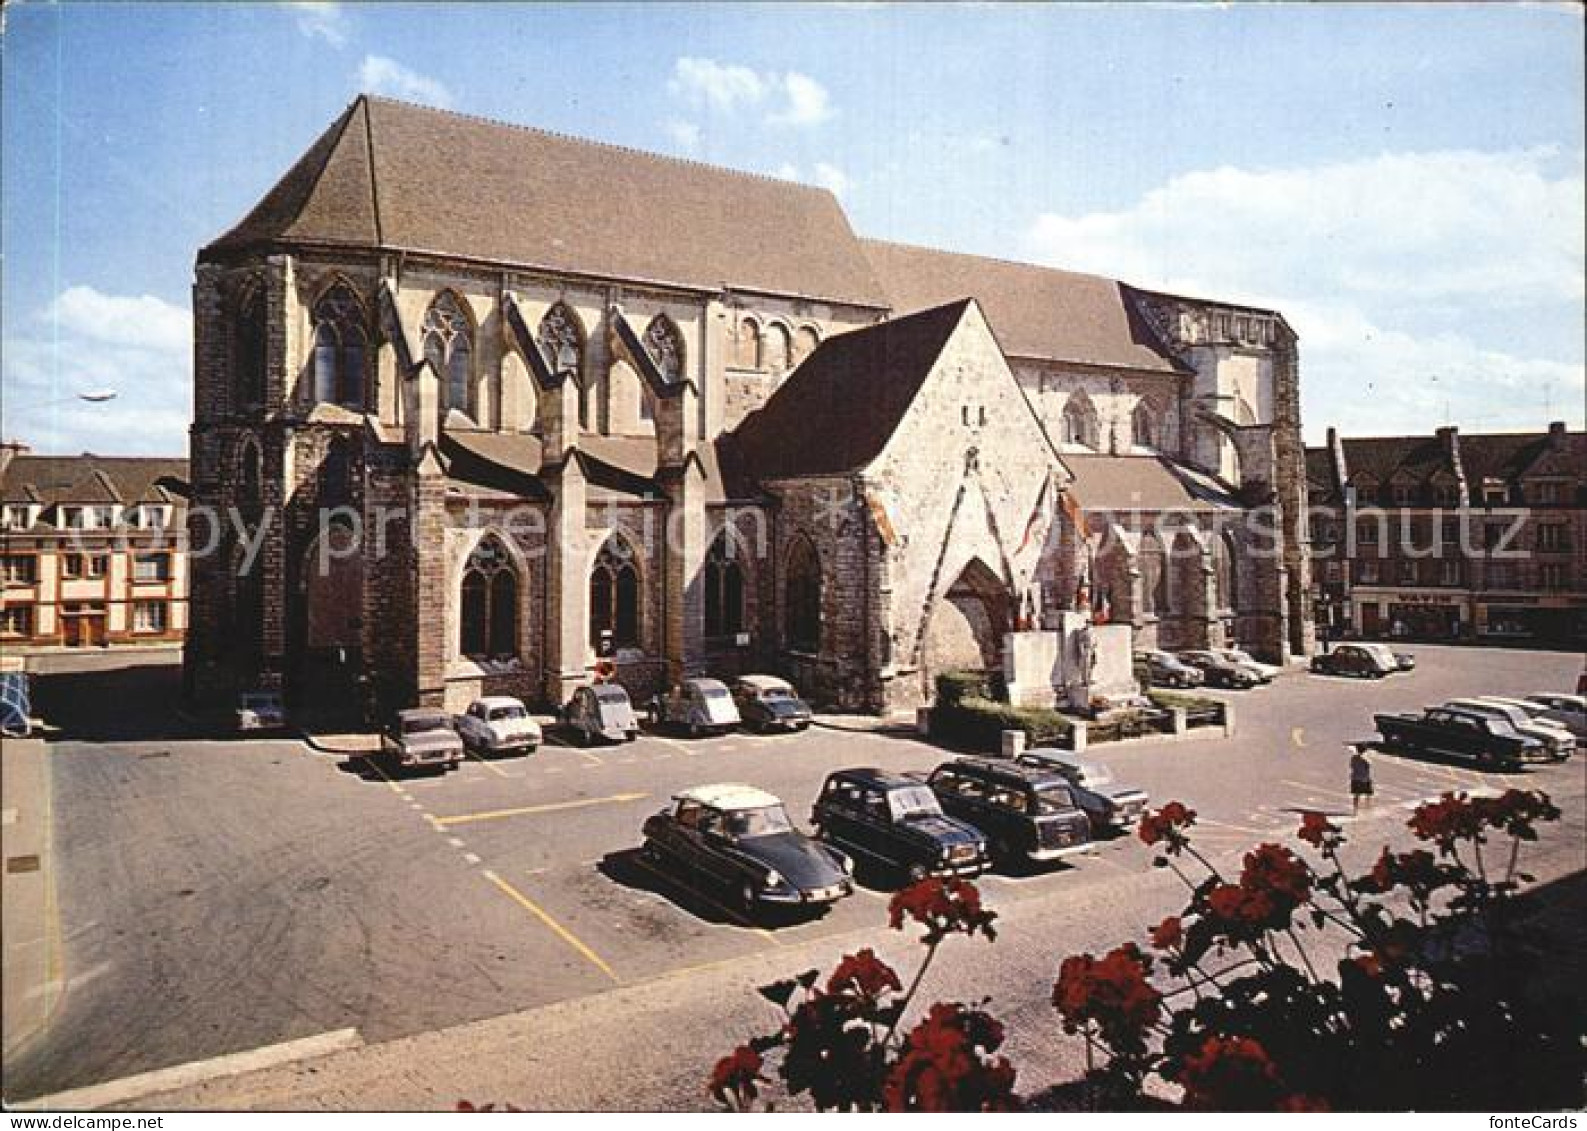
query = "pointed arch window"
xmin=1139 ymin=531 xmax=1167 ymax=615
xmin=590 ymin=537 xmax=641 ymax=648
xmin=736 ymin=317 xmax=762 ymax=369
xmin=460 ymin=536 xmax=518 ymax=660
xmin=1131 ymin=402 xmax=1158 ymax=449
xmin=538 ymin=302 xmax=586 ymax=428
xmin=642 ymin=315 xmax=684 ymax=385
xmin=1061 ymin=397 xmax=1098 ymax=449
xmin=705 ymin=531 xmax=746 ymax=638
xmin=235 ymin=285 xmax=267 ymax=408
xmin=422 ymin=292 xmax=474 ymax=415
xmin=311 ymin=282 xmax=369 ymax=408
xmin=1215 ymin=531 xmax=1238 ymax=613
xmin=784 ymin=536 xmax=822 ymax=652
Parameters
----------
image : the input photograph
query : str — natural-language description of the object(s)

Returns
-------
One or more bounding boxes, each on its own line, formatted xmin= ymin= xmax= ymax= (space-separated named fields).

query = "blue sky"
xmin=3 ymin=2 xmax=1582 ymax=455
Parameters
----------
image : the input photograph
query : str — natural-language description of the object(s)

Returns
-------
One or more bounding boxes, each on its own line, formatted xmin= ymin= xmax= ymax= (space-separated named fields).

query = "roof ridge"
xmin=356 ymin=94 xmax=841 ymax=199
xmin=862 ymin=235 xmax=1126 ymax=289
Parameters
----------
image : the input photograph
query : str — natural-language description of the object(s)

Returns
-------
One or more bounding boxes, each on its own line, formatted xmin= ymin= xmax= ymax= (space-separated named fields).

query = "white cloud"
xmin=668 ymin=57 xmax=832 ymax=128
xmin=770 ymin=72 xmax=832 ymax=126
xmin=1025 ymin=147 xmax=1586 ymax=436
xmin=356 ymin=55 xmax=453 ymax=108
xmin=663 ymin=118 xmax=701 ymax=152
xmin=285 ymin=2 xmax=348 ymax=47
xmin=3 ymin=288 xmax=192 ymax=455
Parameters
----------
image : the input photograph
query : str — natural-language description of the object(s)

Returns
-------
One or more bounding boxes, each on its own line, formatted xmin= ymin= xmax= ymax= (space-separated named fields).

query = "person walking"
xmin=1349 ymin=744 xmax=1374 ymax=815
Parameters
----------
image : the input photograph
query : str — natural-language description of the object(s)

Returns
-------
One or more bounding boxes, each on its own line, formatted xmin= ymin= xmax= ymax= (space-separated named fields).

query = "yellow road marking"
xmin=462 ymin=747 xmax=513 ymax=778
xmin=434 ymin=792 xmax=649 ymax=828
xmin=482 ymin=870 xmax=619 ymax=983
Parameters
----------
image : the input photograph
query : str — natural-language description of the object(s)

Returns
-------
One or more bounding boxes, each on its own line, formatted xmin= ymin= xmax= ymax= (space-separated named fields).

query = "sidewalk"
xmin=2 ymin=735 xmax=61 ymax=1062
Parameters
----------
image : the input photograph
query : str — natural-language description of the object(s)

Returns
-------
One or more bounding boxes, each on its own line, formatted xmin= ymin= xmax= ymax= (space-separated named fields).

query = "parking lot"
xmin=5 ymin=644 xmax=1584 ymax=1105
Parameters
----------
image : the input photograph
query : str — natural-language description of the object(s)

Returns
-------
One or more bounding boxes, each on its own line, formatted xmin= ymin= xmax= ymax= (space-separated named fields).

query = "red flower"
xmin=1053 ymin=942 xmax=1163 ymax=1050
xmin=826 ymin=948 xmax=903 ymax=1000
xmin=889 ymin=877 xmax=998 ymax=944
xmin=1138 ymin=801 xmax=1198 ymax=852
xmin=1296 ymin=810 xmax=1340 ymax=850
xmin=1240 ymin=844 xmax=1312 ymax=908
xmin=1148 ymin=915 xmax=1184 ymax=952
xmin=1176 ymin=1035 xmax=1293 ymax=1111
xmin=883 ymin=1002 xmax=1019 ymax=1112
xmin=709 ymin=1044 xmax=766 ymax=1109
xmin=1360 ymin=846 xmax=1458 ymax=898
xmin=1407 ymin=793 xmax=1484 ymax=853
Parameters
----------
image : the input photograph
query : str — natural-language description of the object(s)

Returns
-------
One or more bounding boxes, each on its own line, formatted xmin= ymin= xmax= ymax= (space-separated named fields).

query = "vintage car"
xmin=1373 ymin=705 xmax=1543 ymax=769
xmin=1015 ymin=750 xmax=1150 ymax=836
xmin=1525 ymin=693 xmax=1587 ymax=741
xmin=1211 ymin=648 xmax=1282 ymax=682
xmin=812 ymin=768 xmax=990 ymax=882
xmin=648 ymin=678 xmax=742 ymax=737
xmin=1177 ymin=650 xmax=1262 ymax=689
xmin=235 ymin=689 xmax=286 ymax=732
xmin=563 ymin=683 xmax=641 ymax=745
xmin=455 ymin=695 xmax=541 ymax=755
xmin=1134 ymin=650 xmax=1204 ymax=689
xmin=641 ymin=783 xmax=853 ymax=914
xmin=1450 ymin=698 xmax=1574 ymax=759
xmin=380 ymin=707 xmax=464 ymax=770
xmin=924 ymin=759 xmax=1093 ymax=865
xmin=732 ymin=675 xmax=813 ymax=733
xmin=1359 ymin=641 xmax=1416 ymax=672
xmin=1310 ymin=643 xmax=1395 ymax=678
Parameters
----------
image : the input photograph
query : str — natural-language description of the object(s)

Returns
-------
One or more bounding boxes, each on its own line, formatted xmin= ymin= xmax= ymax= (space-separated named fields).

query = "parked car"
xmin=1310 ymin=643 xmax=1394 ymax=678
xmin=1177 ymin=650 xmax=1261 ymax=689
xmin=1134 ymin=650 xmax=1204 ymax=689
xmin=563 ymin=683 xmax=640 ymax=745
xmin=1524 ymin=694 xmax=1587 ymax=741
xmin=1445 ymin=698 xmax=1573 ymax=760
xmin=455 ymin=695 xmax=541 ymax=755
xmin=732 ymin=675 xmax=813 ymax=733
xmin=235 ymin=689 xmax=286 ymax=732
xmin=1211 ymin=648 xmax=1282 ymax=682
xmin=380 ymin=707 xmax=464 ymax=770
xmin=1374 ymin=705 xmax=1542 ymax=769
xmin=1016 ymin=749 xmax=1150 ymax=836
xmin=924 ymin=758 xmax=1092 ymax=865
xmin=812 ymin=768 xmax=989 ymax=882
xmin=648 ymin=678 xmax=742 ymax=737
xmin=1358 ymin=641 xmax=1416 ymax=672
xmin=641 ymin=783 xmax=853 ymax=913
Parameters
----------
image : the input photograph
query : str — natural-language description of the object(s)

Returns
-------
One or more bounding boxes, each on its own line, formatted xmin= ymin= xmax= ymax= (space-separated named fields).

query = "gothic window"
xmin=310 ymin=282 xmax=369 ymax=407
xmin=319 ymin=435 xmax=354 ymax=507
xmin=705 ymin=531 xmax=746 ymax=637
xmin=422 ymin=291 xmax=474 ymax=415
xmin=765 ymin=323 xmax=792 ymax=373
xmin=238 ymin=439 xmax=263 ymax=526
xmin=784 ymin=535 xmax=822 ymax=652
xmin=1139 ymin=531 xmax=1167 ymax=615
xmin=642 ymin=315 xmax=684 ymax=384
xmin=1131 ymin=402 xmax=1157 ymax=449
xmin=590 ymin=537 xmax=641 ymax=648
xmin=460 ymin=536 xmax=518 ymax=660
xmin=1060 ymin=397 xmax=1098 ymax=449
xmin=235 ymin=286 xmax=267 ymax=407
xmin=794 ymin=325 xmax=820 ymax=365
xmin=1214 ymin=530 xmax=1238 ymax=613
xmin=537 ymin=302 xmax=584 ymax=379
xmin=736 ymin=317 xmax=762 ymax=369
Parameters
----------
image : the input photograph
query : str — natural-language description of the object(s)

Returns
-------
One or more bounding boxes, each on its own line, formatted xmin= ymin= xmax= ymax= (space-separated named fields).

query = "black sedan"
xmin=641 ymin=784 xmax=854 ymax=914
xmin=732 ymin=675 xmax=814 ymax=732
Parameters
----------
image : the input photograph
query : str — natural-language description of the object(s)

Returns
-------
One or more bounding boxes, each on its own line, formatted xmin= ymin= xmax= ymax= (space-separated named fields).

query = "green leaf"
xmin=758 ymin=979 xmax=797 ymax=1008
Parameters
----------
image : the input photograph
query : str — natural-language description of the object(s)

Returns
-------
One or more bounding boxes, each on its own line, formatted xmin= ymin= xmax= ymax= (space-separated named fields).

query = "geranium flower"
xmin=826 ymin=948 xmax=903 ymax=1000
xmin=882 ymin=1002 xmax=1019 ymax=1112
xmin=1296 ymin=810 xmax=1340 ymax=850
xmin=889 ymin=877 xmax=998 ymax=944
xmin=1149 ymin=915 xmax=1184 ymax=952
xmin=1053 ymin=942 xmax=1163 ymax=1049
xmin=708 ymin=1044 xmax=766 ymax=1109
xmin=1138 ymin=801 xmax=1198 ymax=853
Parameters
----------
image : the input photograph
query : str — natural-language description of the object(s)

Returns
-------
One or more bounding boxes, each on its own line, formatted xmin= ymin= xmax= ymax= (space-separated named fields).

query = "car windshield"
xmin=1470 ymin=702 xmax=1525 ymax=726
xmin=722 ymin=805 xmax=794 ymax=838
xmin=1224 ymin=650 xmax=1255 ymax=663
xmin=404 ymin=715 xmax=449 ymax=734
xmin=591 ymin=686 xmax=629 ymax=703
xmin=489 ymin=705 xmax=527 ymax=721
xmin=700 ymin=686 xmax=730 ymax=700
xmin=888 ymin=786 xmax=944 ymax=821
xmin=1034 ymin=785 xmax=1075 ymax=815
xmin=242 ymin=695 xmax=277 ymax=711
xmin=760 ymin=687 xmax=791 ymax=700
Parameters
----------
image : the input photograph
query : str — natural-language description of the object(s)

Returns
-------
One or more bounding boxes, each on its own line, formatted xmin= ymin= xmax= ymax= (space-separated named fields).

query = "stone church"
xmin=184 ymin=96 xmax=1314 ymax=722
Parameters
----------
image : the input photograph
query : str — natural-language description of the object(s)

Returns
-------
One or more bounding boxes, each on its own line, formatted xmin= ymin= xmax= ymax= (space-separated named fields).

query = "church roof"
xmin=732 ymin=298 xmax=974 ymax=480
xmin=1062 ymin=453 xmax=1241 ymax=512
xmin=205 ymin=97 xmax=889 ymax=309
xmin=1 ymin=454 xmax=190 ymax=508
xmin=860 ymin=239 xmax=1187 ymax=374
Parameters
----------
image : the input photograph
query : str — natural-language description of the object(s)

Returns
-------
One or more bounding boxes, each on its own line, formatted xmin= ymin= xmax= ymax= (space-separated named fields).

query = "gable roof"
xmin=860 ymin=238 xmax=1186 ymax=374
xmin=732 ymin=299 xmax=973 ymax=480
xmin=1 ymin=455 xmax=190 ymax=508
xmin=206 ymin=97 xmax=889 ymax=308
xmin=1063 ymin=453 xmax=1241 ymax=513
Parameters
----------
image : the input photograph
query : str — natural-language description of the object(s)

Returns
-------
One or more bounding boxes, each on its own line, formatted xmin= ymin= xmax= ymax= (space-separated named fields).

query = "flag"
xmin=865 ymin=489 xmax=899 ymax=547
xmin=1016 ymin=476 xmax=1050 ymax=555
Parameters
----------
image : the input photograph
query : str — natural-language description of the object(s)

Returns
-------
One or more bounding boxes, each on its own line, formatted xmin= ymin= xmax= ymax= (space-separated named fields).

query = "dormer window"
xmin=1 ymin=505 xmax=32 ymax=530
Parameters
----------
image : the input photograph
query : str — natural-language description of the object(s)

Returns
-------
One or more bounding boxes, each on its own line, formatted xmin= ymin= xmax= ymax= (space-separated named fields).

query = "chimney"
xmin=1548 ymin=420 xmax=1567 ymax=449
xmin=1327 ymin=426 xmax=1348 ymax=488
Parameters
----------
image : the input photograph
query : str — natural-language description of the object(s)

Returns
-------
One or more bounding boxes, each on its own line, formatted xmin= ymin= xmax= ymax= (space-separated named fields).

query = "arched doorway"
xmin=922 ymin=558 xmax=1010 ymax=695
xmin=293 ymin=521 xmax=365 ymax=726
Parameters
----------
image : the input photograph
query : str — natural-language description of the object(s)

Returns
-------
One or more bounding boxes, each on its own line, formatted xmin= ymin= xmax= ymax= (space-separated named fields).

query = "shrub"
xmin=930 ymin=695 xmax=1072 ymax=751
xmin=1146 ymin=689 xmax=1222 ymax=713
xmin=935 ymin=670 xmax=991 ymax=708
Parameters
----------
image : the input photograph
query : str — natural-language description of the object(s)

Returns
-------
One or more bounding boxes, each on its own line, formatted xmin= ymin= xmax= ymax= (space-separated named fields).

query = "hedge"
xmin=1145 ymin=688 xmax=1224 ymax=713
xmin=930 ymin=694 xmax=1073 ymax=752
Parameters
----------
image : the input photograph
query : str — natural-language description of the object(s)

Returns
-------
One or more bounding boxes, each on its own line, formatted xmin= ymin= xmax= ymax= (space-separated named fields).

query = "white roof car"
xmin=674 ymin=783 xmax=783 ymax=812
xmin=735 ymin=674 xmax=795 ymax=695
xmin=1447 ymin=699 xmax=1572 ymax=754
xmin=1212 ymin=648 xmax=1280 ymax=681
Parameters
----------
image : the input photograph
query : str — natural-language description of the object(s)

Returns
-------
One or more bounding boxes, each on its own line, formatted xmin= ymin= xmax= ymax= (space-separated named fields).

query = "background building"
xmin=1307 ymin=422 xmax=1586 ymax=646
xmin=0 ymin=445 xmax=190 ymax=650
xmin=185 ymin=96 xmax=1314 ymax=724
